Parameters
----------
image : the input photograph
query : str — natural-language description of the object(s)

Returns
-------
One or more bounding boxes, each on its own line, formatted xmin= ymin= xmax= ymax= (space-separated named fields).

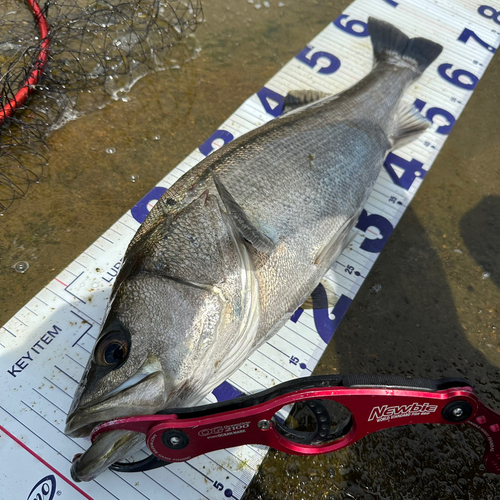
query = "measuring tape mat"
xmin=1 ymin=1 xmax=499 ymax=498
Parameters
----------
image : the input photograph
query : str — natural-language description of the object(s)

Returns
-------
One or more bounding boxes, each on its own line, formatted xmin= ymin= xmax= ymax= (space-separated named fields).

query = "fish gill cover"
xmin=0 ymin=0 xmax=203 ymax=213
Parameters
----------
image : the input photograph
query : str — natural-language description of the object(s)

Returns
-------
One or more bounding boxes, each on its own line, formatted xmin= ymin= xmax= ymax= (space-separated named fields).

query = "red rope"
xmin=0 ymin=0 xmax=50 ymax=125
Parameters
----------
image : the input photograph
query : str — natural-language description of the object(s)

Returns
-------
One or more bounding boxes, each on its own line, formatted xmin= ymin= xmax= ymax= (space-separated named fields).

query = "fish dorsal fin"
xmin=212 ymin=174 xmax=275 ymax=254
xmin=283 ymin=90 xmax=330 ymax=114
xmin=390 ymin=103 xmax=429 ymax=149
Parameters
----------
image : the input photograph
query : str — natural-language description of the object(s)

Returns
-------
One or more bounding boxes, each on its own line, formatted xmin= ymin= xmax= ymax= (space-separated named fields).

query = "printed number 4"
xmin=383 ymin=152 xmax=427 ymax=190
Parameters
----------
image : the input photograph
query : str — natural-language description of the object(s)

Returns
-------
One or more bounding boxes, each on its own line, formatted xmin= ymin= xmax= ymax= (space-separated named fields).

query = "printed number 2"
xmin=296 ymin=45 xmax=341 ymax=75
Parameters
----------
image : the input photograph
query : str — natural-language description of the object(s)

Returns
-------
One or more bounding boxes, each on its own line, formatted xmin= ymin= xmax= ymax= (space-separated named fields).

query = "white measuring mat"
xmin=1 ymin=0 xmax=499 ymax=498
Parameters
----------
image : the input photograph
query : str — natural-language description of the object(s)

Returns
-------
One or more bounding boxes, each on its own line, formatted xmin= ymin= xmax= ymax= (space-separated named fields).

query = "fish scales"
xmin=65 ymin=18 xmax=443 ymax=482
xmin=142 ymin=64 xmax=411 ymax=341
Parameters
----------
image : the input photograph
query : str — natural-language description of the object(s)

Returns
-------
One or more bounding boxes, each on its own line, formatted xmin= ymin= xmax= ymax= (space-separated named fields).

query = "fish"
xmin=65 ymin=17 xmax=443 ymax=481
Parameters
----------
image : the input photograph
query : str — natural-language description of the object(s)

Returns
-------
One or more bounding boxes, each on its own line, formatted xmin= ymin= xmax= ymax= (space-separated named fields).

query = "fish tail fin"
xmin=368 ymin=17 xmax=443 ymax=74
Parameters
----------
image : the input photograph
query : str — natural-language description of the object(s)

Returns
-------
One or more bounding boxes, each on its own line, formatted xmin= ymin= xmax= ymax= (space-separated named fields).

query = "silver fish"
xmin=65 ymin=18 xmax=442 ymax=481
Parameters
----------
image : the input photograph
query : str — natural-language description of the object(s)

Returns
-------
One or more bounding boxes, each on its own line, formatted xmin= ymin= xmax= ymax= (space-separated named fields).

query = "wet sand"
xmin=1 ymin=1 xmax=499 ymax=498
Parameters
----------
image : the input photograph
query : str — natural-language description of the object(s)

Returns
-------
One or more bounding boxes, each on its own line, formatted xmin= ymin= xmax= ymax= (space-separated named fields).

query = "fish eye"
xmin=94 ymin=331 xmax=129 ymax=367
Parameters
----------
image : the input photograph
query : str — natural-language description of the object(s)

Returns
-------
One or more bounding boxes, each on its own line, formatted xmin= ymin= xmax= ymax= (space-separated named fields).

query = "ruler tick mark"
xmin=43 ymin=376 xmax=73 ymax=398
xmin=35 ymin=296 xmax=48 ymax=306
xmin=83 ymin=251 xmax=96 ymax=260
xmin=54 ymin=365 xmax=79 ymax=384
xmin=66 ymin=353 xmax=85 ymax=368
xmin=25 ymin=306 xmax=38 ymax=316
xmin=13 ymin=316 xmax=27 ymax=327
xmin=3 ymin=327 xmax=17 ymax=337
xmin=109 ymin=227 xmax=123 ymax=236
xmin=32 ymin=388 xmax=68 ymax=415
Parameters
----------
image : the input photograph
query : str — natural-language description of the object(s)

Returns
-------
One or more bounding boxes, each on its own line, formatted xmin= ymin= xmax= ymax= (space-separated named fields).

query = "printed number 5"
xmin=296 ymin=45 xmax=341 ymax=75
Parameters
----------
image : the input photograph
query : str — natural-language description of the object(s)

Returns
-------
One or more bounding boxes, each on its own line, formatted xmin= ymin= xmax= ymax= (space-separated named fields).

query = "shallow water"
xmin=1 ymin=0 xmax=500 ymax=498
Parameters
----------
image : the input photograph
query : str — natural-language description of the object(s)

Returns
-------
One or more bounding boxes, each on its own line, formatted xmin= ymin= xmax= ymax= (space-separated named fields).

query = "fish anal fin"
xmin=212 ymin=174 xmax=275 ymax=254
xmin=391 ymin=103 xmax=429 ymax=149
xmin=283 ymin=90 xmax=330 ymax=114
xmin=314 ymin=215 xmax=358 ymax=268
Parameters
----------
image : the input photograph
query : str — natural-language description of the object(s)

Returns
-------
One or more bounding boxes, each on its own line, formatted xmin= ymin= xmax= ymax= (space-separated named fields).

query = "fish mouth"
xmin=65 ymin=370 xmax=168 ymax=438
xmin=71 ymin=429 xmax=146 ymax=482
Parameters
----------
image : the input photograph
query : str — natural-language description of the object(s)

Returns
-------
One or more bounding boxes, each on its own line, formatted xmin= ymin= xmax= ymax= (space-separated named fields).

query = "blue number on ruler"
xmin=213 ymin=481 xmax=233 ymax=498
xmin=383 ymin=0 xmax=398 ymax=6
xmin=333 ymin=15 xmax=369 ymax=37
xmin=296 ymin=45 xmax=341 ymax=75
xmin=356 ymin=209 xmax=393 ymax=253
xmin=312 ymin=292 xmax=352 ymax=344
xmin=458 ymin=28 xmax=496 ymax=52
xmin=212 ymin=381 xmax=243 ymax=402
xmin=131 ymin=186 xmax=167 ymax=223
xmin=199 ymin=130 xmax=234 ymax=156
xmin=414 ymin=99 xmax=456 ymax=135
xmin=257 ymin=87 xmax=284 ymax=117
xmin=478 ymin=5 xmax=500 ymax=24
xmin=291 ymin=308 xmax=303 ymax=323
xmin=384 ymin=152 xmax=427 ymax=190
xmin=437 ymin=63 xmax=478 ymax=90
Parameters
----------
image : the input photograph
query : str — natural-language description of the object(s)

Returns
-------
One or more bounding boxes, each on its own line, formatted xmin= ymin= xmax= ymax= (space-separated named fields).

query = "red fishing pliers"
xmin=89 ymin=374 xmax=500 ymax=474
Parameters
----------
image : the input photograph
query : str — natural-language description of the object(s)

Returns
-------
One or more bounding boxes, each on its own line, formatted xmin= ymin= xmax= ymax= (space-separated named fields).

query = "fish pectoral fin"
xmin=282 ymin=90 xmax=330 ymax=114
xmin=390 ymin=103 xmax=429 ymax=149
xmin=301 ymin=278 xmax=339 ymax=309
xmin=212 ymin=174 xmax=275 ymax=254
xmin=314 ymin=215 xmax=359 ymax=268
